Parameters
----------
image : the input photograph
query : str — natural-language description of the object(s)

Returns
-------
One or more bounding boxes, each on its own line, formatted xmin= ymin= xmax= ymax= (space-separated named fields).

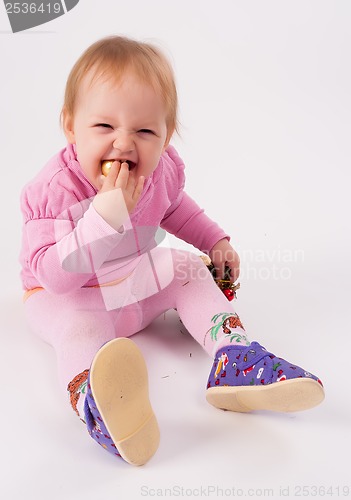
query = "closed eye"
xmin=138 ymin=129 xmax=155 ymax=135
xmin=96 ymin=123 xmax=113 ymax=129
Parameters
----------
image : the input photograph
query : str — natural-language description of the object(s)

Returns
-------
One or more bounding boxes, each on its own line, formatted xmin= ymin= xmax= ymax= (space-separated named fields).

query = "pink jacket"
xmin=19 ymin=143 xmax=229 ymax=294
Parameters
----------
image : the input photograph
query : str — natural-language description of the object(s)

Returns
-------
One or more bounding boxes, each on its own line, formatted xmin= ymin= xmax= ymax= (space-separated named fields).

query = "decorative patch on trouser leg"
xmin=67 ymin=369 xmax=89 ymax=421
xmin=204 ymin=312 xmax=250 ymax=349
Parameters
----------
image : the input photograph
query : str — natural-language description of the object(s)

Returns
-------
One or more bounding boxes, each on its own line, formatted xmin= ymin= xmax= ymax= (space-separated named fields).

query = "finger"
xmin=114 ymin=161 xmax=129 ymax=189
xmin=125 ymin=168 xmax=144 ymax=195
xmin=102 ymin=161 xmax=120 ymax=190
xmin=214 ymin=261 xmax=225 ymax=281
xmin=124 ymin=166 xmax=137 ymax=192
xmin=132 ymin=175 xmax=145 ymax=202
xmin=228 ymin=261 xmax=240 ymax=282
xmin=97 ymin=174 xmax=106 ymax=190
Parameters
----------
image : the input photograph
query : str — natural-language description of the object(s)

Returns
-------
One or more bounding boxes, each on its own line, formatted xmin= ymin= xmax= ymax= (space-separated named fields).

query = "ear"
xmin=62 ymin=108 xmax=76 ymax=144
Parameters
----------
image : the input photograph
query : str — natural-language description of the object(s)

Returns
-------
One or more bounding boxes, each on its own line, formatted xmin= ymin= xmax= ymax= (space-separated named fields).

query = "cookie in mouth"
xmin=101 ymin=160 xmax=136 ymax=176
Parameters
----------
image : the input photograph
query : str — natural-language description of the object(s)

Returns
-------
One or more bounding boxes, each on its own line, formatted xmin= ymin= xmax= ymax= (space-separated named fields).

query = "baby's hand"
xmin=100 ymin=160 xmax=145 ymax=213
xmin=93 ymin=161 xmax=144 ymax=231
xmin=209 ymin=239 xmax=240 ymax=283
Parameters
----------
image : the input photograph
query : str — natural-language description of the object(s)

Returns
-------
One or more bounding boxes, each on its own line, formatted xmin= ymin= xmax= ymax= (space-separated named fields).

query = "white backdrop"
xmin=1 ymin=1 xmax=350 ymax=499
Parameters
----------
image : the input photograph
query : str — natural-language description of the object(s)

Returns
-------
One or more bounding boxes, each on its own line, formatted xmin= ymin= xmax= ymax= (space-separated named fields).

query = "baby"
xmin=19 ymin=35 xmax=324 ymax=466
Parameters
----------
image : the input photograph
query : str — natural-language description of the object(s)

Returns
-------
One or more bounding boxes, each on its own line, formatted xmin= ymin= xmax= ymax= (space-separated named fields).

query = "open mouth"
xmin=101 ymin=159 xmax=136 ymax=176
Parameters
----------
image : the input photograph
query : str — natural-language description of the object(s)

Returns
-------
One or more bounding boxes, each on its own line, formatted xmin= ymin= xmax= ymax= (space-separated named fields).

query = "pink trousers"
xmin=24 ymin=249 xmax=248 ymax=391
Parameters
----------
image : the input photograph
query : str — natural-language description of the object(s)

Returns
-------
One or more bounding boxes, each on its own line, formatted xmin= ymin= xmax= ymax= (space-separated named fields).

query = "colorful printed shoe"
xmin=84 ymin=337 xmax=160 ymax=465
xmin=206 ymin=341 xmax=324 ymax=412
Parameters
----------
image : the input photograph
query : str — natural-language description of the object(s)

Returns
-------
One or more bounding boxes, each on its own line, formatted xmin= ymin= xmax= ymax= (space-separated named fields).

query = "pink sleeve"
xmin=161 ymin=192 xmax=230 ymax=253
xmin=160 ymin=146 xmax=230 ymax=253
xmin=23 ymin=200 xmax=128 ymax=294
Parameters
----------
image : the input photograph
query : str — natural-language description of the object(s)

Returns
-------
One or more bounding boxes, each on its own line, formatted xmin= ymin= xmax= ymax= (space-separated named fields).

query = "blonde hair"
xmin=61 ymin=35 xmax=179 ymax=142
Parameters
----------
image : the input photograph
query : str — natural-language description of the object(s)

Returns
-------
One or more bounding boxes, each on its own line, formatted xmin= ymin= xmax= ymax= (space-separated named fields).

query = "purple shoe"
xmin=84 ymin=338 xmax=160 ymax=465
xmin=206 ymin=341 xmax=324 ymax=412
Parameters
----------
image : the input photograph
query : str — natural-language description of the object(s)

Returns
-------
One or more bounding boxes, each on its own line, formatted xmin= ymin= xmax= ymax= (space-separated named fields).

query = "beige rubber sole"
xmin=89 ymin=338 xmax=159 ymax=466
xmin=206 ymin=378 xmax=325 ymax=413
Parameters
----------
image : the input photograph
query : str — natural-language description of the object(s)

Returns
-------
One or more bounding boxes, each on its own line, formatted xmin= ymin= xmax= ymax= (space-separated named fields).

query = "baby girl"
xmin=19 ymin=35 xmax=324 ymax=466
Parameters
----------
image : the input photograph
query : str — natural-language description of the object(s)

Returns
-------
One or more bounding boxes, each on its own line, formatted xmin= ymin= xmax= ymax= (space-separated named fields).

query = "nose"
xmin=112 ymin=130 xmax=135 ymax=155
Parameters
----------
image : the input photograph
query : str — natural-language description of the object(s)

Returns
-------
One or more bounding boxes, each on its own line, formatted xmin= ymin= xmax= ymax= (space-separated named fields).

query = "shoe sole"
xmin=89 ymin=338 xmax=159 ymax=465
xmin=206 ymin=378 xmax=325 ymax=413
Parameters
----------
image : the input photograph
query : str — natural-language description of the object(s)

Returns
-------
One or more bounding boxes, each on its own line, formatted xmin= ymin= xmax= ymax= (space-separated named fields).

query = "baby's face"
xmin=63 ymin=71 xmax=169 ymax=190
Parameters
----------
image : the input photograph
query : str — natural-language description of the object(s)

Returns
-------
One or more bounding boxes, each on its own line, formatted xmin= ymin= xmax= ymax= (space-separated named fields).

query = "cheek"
xmin=76 ymin=149 xmax=100 ymax=180
xmin=146 ymin=139 xmax=166 ymax=157
xmin=76 ymin=141 xmax=101 ymax=168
